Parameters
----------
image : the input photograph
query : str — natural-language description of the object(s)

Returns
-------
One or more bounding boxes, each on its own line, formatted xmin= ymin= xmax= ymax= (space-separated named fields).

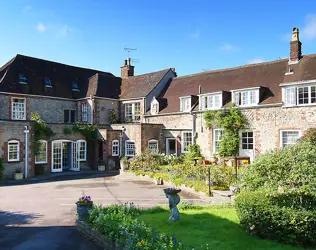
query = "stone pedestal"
xmin=163 ymin=188 xmax=181 ymax=222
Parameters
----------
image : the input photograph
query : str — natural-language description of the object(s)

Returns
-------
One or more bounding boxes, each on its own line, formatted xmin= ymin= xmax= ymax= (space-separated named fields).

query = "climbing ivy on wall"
xmin=72 ymin=123 xmax=97 ymax=140
xmin=31 ymin=112 xmax=55 ymax=156
xmin=204 ymin=104 xmax=248 ymax=158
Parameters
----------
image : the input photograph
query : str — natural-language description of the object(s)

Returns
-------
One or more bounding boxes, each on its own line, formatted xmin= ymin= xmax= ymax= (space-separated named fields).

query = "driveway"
xmin=0 ymin=172 xmax=208 ymax=250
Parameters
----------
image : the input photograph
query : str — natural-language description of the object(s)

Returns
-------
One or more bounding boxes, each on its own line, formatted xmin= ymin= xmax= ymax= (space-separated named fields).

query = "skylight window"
xmin=44 ymin=77 xmax=52 ymax=87
xmin=72 ymin=81 xmax=79 ymax=91
xmin=19 ymin=74 xmax=27 ymax=84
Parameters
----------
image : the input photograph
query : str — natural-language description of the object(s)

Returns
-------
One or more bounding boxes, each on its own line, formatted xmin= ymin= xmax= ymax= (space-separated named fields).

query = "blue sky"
xmin=1 ymin=0 xmax=316 ymax=77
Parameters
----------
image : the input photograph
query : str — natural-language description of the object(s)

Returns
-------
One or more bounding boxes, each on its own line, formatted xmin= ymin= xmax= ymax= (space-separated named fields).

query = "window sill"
xmin=8 ymin=160 xmax=20 ymax=163
xmin=35 ymin=162 xmax=47 ymax=164
xmin=282 ymin=103 xmax=316 ymax=108
xmin=12 ymin=118 xmax=26 ymax=121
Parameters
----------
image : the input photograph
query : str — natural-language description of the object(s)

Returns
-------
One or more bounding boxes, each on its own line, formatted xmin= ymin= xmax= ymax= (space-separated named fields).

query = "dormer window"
xmin=44 ymin=77 xmax=52 ymax=87
xmin=72 ymin=81 xmax=79 ymax=91
xmin=180 ymin=96 xmax=191 ymax=112
xmin=199 ymin=92 xmax=222 ymax=110
xmin=19 ymin=74 xmax=27 ymax=84
xmin=150 ymin=98 xmax=159 ymax=115
xmin=231 ymin=88 xmax=260 ymax=107
xmin=282 ymin=84 xmax=316 ymax=106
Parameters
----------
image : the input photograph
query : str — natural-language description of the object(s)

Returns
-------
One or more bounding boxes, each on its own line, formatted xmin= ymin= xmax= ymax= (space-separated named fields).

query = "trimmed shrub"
xmin=235 ymin=138 xmax=316 ymax=247
xmin=235 ymin=189 xmax=316 ymax=247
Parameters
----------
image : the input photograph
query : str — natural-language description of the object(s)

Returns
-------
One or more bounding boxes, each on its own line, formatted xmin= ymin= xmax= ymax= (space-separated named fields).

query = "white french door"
xmin=239 ymin=131 xmax=254 ymax=161
xmin=52 ymin=141 xmax=63 ymax=172
xmin=70 ymin=141 xmax=80 ymax=171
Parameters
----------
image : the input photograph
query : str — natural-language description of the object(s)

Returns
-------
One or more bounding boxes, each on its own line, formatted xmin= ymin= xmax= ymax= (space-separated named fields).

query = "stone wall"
xmin=0 ymin=94 xmax=10 ymax=120
xmin=94 ymin=98 xmax=120 ymax=125
xmin=144 ymin=105 xmax=316 ymax=159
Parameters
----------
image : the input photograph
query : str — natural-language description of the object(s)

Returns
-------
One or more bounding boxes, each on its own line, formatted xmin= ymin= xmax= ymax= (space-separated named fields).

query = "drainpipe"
xmin=23 ymin=126 xmax=29 ymax=179
xmin=90 ymin=95 xmax=94 ymax=124
xmin=191 ymin=112 xmax=196 ymax=144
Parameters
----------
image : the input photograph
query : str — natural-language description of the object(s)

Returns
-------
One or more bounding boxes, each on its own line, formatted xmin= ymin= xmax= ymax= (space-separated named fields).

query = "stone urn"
xmin=98 ymin=165 xmax=105 ymax=171
xmin=14 ymin=172 xmax=23 ymax=180
xmin=76 ymin=202 xmax=93 ymax=221
xmin=163 ymin=188 xmax=181 ymax=222
xmin=120 ymin=157 xmax=129 ymax=171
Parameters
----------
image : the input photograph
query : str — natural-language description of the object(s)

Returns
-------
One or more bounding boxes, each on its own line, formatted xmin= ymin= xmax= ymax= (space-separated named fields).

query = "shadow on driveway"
xmin=0 ymin=210 xmax=101 ymax=250
xmin=0 ymin=170 xmax=120 ymax=187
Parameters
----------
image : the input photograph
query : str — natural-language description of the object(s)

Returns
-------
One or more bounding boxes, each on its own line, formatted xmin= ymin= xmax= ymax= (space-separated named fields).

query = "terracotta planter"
xmin=98 ymin=165 xmax=105 ymax=171
xmin=14 ymin=173 xmax=23 ymax=180
xmin=76 ymin=202 xmax=93 ymax=221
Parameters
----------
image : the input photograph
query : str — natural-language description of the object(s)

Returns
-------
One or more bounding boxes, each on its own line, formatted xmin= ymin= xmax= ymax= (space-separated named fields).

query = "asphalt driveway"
xmin=0 ymin=172 xmax=207 ymax=250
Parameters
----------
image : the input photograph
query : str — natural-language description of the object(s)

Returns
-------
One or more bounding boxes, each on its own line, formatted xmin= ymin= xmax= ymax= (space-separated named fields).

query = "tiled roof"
xmin=120 ymin=69 xmax=171 ymax=99
xmin=159 ymin=54 xmax=316 ymax=114
xmin=0 ymin=54 xmax=121 ymax=99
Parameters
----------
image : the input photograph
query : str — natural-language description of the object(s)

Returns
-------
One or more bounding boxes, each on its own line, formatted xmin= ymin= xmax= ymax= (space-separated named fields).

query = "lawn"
xmin=140 ymin=205 xmax=304 ymax=250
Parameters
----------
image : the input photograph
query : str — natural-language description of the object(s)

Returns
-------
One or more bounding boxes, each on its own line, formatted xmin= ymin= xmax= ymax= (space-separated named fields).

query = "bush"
xmin=184 ymin=144 xmax=202 ymax=161
xmin=238 ymin=140 xmax=316 ymax=192
xmin=235 ymin=189 xmax=316 ymax=247
xmin=209 ymin=165 xmax=236 ymax=188
xmin=0 ymin=158 xmax=4 ymax=180
xmin=235 ymin=139 xmax=316 ymax=247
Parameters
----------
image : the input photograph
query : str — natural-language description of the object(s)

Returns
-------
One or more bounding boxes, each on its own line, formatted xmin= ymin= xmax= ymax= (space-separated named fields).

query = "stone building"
xmin=0 ymin=27 xmax=315 ymax=179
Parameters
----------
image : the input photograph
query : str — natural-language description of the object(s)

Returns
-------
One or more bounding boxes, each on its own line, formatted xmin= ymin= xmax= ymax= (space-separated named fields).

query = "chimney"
xmin=290 ymin=27 xmax=302 ymax=62
xmin=120 ymin=57 xmax=134 ymax=78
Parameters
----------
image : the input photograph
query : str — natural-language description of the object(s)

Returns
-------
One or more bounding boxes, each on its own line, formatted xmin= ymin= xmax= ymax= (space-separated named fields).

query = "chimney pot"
xmin=290 ymin=27 xmax=302 ymax=62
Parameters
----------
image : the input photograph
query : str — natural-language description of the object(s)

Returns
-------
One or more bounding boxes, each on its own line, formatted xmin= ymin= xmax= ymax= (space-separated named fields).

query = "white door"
xmin=70 ymin=141 xmax=80 ymax=171
xmin=239 ymin=131 xmax=254 ymax=161
xmin=52 ymin=142 xmax=63 ymax=172
xmin=166 ymin=138 xmax=177 ymax=155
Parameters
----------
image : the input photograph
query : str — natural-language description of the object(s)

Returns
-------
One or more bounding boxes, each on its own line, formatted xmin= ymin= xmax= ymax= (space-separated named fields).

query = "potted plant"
xmin=76 ymin=195 xmax=93 ymax=221
xmin=120 ymin=156 xmax=129 ymax=171
xmin=97 ymin=159 xmax=106 ymax=171
xmin=14 ymin=168 xmax=23 ymax=180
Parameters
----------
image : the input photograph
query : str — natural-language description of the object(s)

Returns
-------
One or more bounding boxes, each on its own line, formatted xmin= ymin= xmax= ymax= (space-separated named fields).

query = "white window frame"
xmin=282 ymin=84 xmax=316 ymax=106
xmin=151 ymin=102 xmax=159 ymax=115
xmin=148 ymin=139 xmax=159 ymax=153
xmin=280 ymin=130 xmax=301 ymax=148
xmin=8 ymin=140 xmax=20 ymax=162
xmin=199 ymin=92 xmax=222 ymax=110
xmin=181 ymin=131 xmax=193 ymax=153
xmin=125 ymin=102 xmax=141 ymax=122
xmin=77 ymin=140 xmax=87 ymax=161
xmin=35 ymin=140 xmax=48 ymax=164
xmin=112 ymin=140 xmax=119 ymax=156
xmin=231 ymin=88 xmax=260 ymax=107
xmin=180 ymin=96 xmax=191 ymax=112
xmin=82 ymin=103 xmax=88 ymax=122
xmin=125 ymin=140 xmax=135 ymax=157
xmin=240 ymin=131 xmax=254 ymax=150
xmin=11 ymin=97 xmax=26 ymax=120
xmin=213 ymin=129 xmax=224 ymax=153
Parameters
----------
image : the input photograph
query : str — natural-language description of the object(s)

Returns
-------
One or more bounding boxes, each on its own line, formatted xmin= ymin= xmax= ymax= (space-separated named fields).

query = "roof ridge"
xmin=128 ymin=68 xmax=171 ymax=78
xmin=15 ymin=54 xmax=113 ymax=76
xmin=0 ymin=55 xmax=17 ymax=72
xmin=175 ymin=57 xmax=292 ymax=79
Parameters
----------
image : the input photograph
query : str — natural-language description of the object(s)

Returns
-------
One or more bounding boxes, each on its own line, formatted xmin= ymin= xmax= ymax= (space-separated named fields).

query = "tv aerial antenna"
xmin=124 ymin=46 xmax=137 ymax=57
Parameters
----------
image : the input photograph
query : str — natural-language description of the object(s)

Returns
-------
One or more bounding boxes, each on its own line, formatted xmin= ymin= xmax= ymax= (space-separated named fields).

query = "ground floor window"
xmin=35 ymin=140 xmax=47 ymax=164
xmin=125 ymin=140 xmax=135 ymax=157
xmin=78 ymin=140 xmax=87 ymax=161
xmin=241 ymin=132 xmax=253 ymax=149
xmin=112 ymin=140 xmax=119 ymax=156
xmin=8 ymin=140 xmax=20 ymax=162
xmin=213 ymin=129 xmax=224 ymax=153
xmin=148 ymin=139 xmax=158 ymax=153
xmin=280 ymin=130 xmax=301 ymax=148
xmin=181 ymin=131 xmax=192 ymax=153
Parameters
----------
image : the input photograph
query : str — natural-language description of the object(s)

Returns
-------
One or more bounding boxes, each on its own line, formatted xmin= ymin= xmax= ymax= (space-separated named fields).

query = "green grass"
xmin=140 ymin=206 xmax=305 ymax=250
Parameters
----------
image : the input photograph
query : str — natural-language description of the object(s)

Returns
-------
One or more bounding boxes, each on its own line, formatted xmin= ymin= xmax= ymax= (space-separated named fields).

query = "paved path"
xmin=0 ymin=173 xmax=208 ymax=250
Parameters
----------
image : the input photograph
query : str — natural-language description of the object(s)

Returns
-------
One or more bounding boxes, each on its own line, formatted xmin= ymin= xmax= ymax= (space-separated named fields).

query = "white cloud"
xmin=36 ymin=22 xmax=47 ymax=33
xmin=302 ymin=14 xmax=316 ymax=40
xmin=248 ymin=58 xmax=264 ymax=64
xmin=23 ymin=5 xmax=31 ymax=13
xmin=219 ymin=43 xmax=240 ymax=52
xmin=189 ymin=29 xmax=200 ymax=39
xmin=56 ymin=25 xmax=73 ymax=38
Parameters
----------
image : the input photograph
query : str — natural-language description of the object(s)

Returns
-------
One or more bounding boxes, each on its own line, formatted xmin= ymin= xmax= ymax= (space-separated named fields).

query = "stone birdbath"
xmin=163 ymin=188 xmax=181 ymax=222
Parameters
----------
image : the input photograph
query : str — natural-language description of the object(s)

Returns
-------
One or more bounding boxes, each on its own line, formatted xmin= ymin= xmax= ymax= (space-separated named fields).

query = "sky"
xmin=1 ymin=0 xmax=316 ymax=77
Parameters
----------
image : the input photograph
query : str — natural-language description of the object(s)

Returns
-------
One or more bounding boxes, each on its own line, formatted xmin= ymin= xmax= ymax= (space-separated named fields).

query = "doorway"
xmin=166 ymin=138 xmax=177 ymax=155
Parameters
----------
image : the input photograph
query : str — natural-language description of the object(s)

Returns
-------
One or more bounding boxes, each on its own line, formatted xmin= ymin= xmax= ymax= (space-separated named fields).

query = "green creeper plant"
xmin=204 ymin=104 xmax=248 ymax=158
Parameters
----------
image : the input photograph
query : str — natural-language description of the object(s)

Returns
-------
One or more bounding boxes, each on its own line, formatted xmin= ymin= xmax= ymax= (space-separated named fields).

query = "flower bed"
xmin=87 ymin=203 xmax=202 ymax=249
